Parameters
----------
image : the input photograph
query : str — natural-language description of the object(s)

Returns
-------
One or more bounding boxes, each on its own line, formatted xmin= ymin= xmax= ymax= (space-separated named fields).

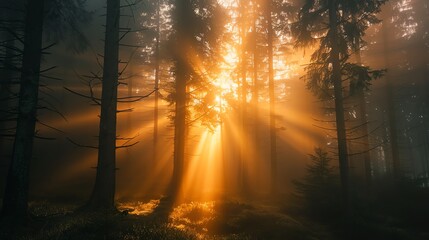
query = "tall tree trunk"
xmin=153 ymin=0 xmax=160 ymax=163
xmin=354 ymin=33 xmax=372 ymax=190
xmin=239 ymin=0 xmax=249 ymax=195
xmin=171 ymin=0 xmax=191 ymax=199
xmin=329 ymin=1 xmax=350 ymax=209
xmin=265 ymin=0 xmax=277 ymax=195
xmin=1 ymin=0 xmax=44 ymax=219
xmin=382 ymin=3 xmax=401 ymax=181
xmin=87 ymin=0 xmax=120 ymax=210
xmin=358 ymin=88 xmax=372 ymax=188
xmin=251 ymin=1 xmax=259 ymax=153
xmin=0 ymin=24 xmax=16 ymax=156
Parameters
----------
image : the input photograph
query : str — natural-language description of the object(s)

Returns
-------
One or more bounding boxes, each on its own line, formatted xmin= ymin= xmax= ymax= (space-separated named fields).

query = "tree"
xmin=265 ymin=0 xmax=277 ymax=195
xmin=263 ymin=0 xmax=294 ymax=196
xmin=1 ymin=0 xmax=45 ymax=220
xmin=233 ymin=0 xmax=293 ymax=196
xmin=349 ymin=16 xmax=372 ymax=189
xmin=0 ymin=0 xmax=24 ymax=151
xmin=169 ymin=0 xmax=226 ymax=199
xmin=86 ymin=0 xmax=120 ymax=210
xmin=137 ymin=0 xmax=172 ymax=163
xmin=1 ymin=0 xmax=91 ymax=220
xmin=171 ymin=0 xmax=191 ymax=198
xmin=237 ymin=0 xmax=255 ymax=196
xmin=292 ymin=0 xmax=386 ymax=209
xmin=354 ymin=57 xmax=373 ymax=190
xmin=380 ymin=1 xmax=401 ymax=181
xmin=293 ymin=147 xmax=340 ymax=218
xmin=153 ymin=0 xmax=161 ymax=163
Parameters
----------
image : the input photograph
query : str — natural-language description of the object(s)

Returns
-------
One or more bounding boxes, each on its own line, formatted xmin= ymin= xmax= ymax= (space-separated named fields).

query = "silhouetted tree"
xmin=1 ymin=0 xmax=45 ymax=220
xmin=292 ymin=0 xmax=386 ymax=209
xmin=294 ymin=147 xmax=340 ymax=218
xmin=153 ymin=0 xmax=161 ymax=163
xmin=238 ymin=0 xmax=251 ymax=195
xmin=0 ymin=0 xmax=23 ymax=146
xmin=137 ymin=0 xmax=173 ymax=163
xmin=1 ymin=0 xmax=91 ymax=220
xmin=86 ymin=0 xmax=120 ymax=210
xmin=171 ymin=0 xmax=190 ymax=197
xmin=263 ymin=0 xmax=295 ymax=196
xmin=169 ymin=0 xmax=226 ymax=198
xmin=265 ymin=0 xmax=277 ymax=195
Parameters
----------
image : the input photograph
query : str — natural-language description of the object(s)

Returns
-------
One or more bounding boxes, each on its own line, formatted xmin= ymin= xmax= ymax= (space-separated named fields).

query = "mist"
xmin=1 ymin=0 xmax=428 ymax=239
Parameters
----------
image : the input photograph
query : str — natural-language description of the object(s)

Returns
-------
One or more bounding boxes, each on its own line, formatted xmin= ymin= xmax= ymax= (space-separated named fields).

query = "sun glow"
xmin=171 ymin=124 xmax=224 ymax=203
xmin=218 ymin=0 xmax=237 ymax=8
xmin=210 ymin=44 xmax=240 ymax=114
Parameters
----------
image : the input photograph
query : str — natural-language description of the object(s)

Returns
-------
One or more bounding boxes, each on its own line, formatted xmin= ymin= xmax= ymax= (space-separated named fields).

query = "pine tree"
xmin=293 ymin=148 xmax=340 ymax=218
xmin=1 ymin=0 xmax=91 ymax=220
xmin=292 ymin=0 xmax=386 ymax=209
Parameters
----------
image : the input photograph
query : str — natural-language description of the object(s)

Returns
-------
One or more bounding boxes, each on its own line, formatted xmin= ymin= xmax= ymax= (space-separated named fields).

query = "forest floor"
xmin=0 ymin=198 xmax=427 ymax=240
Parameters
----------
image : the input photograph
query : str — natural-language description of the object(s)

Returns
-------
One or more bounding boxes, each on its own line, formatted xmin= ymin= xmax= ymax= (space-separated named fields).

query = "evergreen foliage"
xmin=293 ymin=148 xmax=340 ymax=219
xmin=292 ymin=0 xmax=386 ymax=99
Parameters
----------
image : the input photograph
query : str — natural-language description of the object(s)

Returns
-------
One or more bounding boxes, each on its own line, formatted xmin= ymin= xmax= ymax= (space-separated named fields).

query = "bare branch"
xmin=117 ymin=89 xmax=156 ymax=102
xmin=67 ymin=137 xmax=98 ymax=149
xmin=116 ymin=141 xmax=139 ymax=149
xmin=348 ymin=143 xmax=384 ymax=156
xmin=64 ymin=87 xmax=102 ymax=105
xmin=37 ymin=120 xmax=66 ymax=134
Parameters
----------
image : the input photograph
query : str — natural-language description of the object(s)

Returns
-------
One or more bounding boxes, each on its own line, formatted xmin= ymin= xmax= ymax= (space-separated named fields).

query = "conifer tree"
xmin=294 ymin=148 xmax=339 ymax=217
xmin=292 ymin=0 xmax=386 ymax=208
xmin=1 ymin=0 xmax=91 ymax=219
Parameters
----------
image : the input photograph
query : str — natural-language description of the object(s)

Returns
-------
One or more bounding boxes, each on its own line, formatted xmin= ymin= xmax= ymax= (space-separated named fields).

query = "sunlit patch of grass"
xmin=165 ymin=200 xmax=324 ymax=240
xmin=169 ymin=201 xmax=216 ymax=237
xmin=117 ymin=199 xmax=160 ymax=215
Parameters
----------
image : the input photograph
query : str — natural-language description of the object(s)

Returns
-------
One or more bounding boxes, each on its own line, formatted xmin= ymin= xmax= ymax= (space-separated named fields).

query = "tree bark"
xmin=329 ymin=0 xmax=350 ymax=209
xmin=354 ymin=34 xmax=372 ymax=190
xmin=239 ymin=0 xmax=249 ymax=195
xmin=153 ymin=0 xmax=161 ymax=163
xmin=265 ymin=0 xmax=277 ymax=195
xmin=251 ymin=0 xmax=259 ymax=151
xmin=2 ymin=0 xmax=44 ymax=220
xmin=171 ymin=0 xmax=191 ymax=199
xmin=87 ymin=0 xmax=120 ymax=210
xmin=382 ymin=3 xmax=401 ymax=181
xmin=0 ymin=22 xmax=16 ymax=154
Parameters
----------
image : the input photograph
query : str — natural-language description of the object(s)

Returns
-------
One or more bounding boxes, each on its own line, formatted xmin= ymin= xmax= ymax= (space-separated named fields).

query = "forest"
xmin=0 ymin=0 xmax=428 ymax=239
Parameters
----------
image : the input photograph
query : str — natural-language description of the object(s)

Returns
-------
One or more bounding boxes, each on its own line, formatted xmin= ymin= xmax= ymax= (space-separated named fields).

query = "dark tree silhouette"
xmin=153 ymin=0 xmax=161 ymax=163
xmin=294 ymin=147 xmax=340 ymax=218
xmin=1 ymin=0 xmax=91 ymax=220
xmin=263 ymin=0 xmax=294 ymax=196
xmin=292 ymin=0 xmax=386 ymax=209
xmin=170 ymin=0 xmax=192 ymax=198
xmin=0 ymin=0 xmax=23 ymax=145
xmin=1 ymin=0 xmax=45 ymax=220
xmin=169 ymin=0 xmax=226 ymax=199
xmin=86 ymin=0 xmax=120 ymax=210
xmin=265 ymin=0 xmax=277 ymax=195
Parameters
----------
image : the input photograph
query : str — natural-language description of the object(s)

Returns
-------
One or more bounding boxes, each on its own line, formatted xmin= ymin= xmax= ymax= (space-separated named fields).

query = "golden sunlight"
xmin=218 ymin=0 xmax=237 ymax=8
xmin=6 ymin=0 xmax=425 ymax=238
